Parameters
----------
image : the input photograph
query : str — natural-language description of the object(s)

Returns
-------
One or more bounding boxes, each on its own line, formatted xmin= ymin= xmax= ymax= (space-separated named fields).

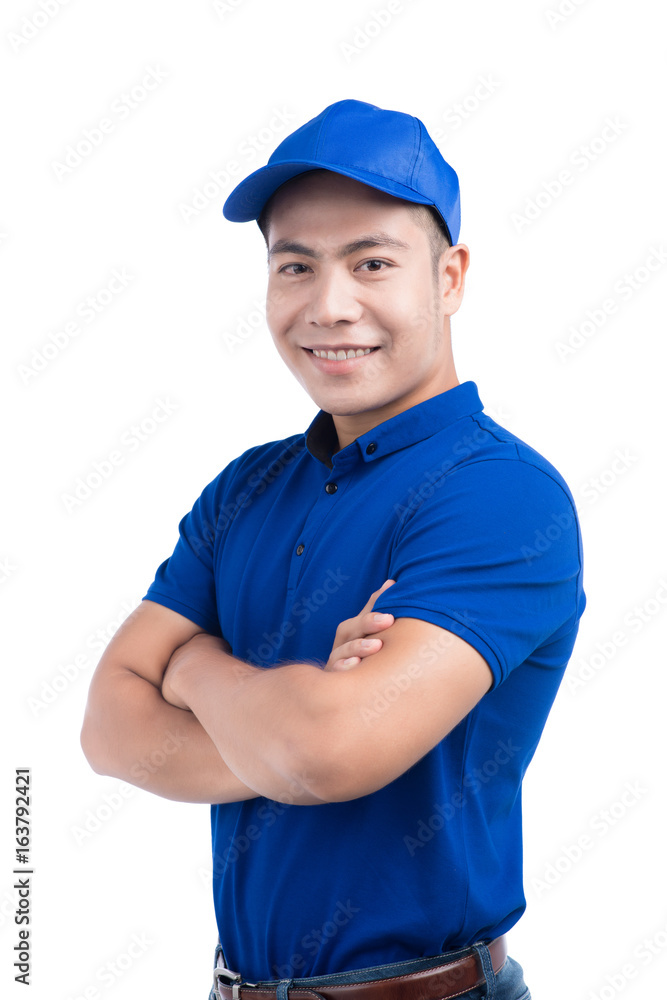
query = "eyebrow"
xmin=267 ymin=233 xmax=411 ymax=261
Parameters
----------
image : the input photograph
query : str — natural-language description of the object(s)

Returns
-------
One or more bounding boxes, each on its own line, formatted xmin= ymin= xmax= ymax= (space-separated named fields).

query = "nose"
xmin=303 ymin=268 xmax=363 ymax=327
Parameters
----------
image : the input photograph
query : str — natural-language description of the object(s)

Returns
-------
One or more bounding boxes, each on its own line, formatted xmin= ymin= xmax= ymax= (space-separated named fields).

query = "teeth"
xmin=311 ymin=348 xmax=374 ymax=359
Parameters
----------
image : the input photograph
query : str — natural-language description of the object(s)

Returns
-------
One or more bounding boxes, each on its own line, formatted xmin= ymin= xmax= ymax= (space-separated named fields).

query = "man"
xmin=81 ymin=99 xmax=585 ymax=1000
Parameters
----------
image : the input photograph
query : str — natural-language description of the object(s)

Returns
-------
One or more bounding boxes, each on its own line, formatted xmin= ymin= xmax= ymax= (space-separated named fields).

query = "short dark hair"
xmin=257 ymin=174 xmax=451 ymax=279
xmin=406 ymin=203 xmax=452 ymax=278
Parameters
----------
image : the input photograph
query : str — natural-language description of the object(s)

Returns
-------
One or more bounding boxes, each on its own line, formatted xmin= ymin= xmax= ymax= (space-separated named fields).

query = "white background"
xmin=2 ymin=1 xmax=665 ymax=998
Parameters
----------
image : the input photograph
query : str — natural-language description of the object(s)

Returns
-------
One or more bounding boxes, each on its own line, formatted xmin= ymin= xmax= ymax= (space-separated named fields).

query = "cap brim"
xmin=222 ymin=159 xmax=434 ymax=222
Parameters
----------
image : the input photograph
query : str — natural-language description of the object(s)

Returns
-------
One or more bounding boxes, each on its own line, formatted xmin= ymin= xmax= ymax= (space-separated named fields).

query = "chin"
xmin=318 ymin=394 xmax=382 ymax=417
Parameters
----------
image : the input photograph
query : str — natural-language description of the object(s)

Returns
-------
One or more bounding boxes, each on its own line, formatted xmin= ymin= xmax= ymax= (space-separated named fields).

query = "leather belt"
xmin=214 ymin=935 xmax=507 ymax=1000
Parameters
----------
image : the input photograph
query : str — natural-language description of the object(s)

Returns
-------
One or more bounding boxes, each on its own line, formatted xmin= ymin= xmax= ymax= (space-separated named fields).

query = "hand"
xmin=161 ymin=632 xmax=232 ymax=709
xmin=324 ymin=579 xmax=395 ymax=671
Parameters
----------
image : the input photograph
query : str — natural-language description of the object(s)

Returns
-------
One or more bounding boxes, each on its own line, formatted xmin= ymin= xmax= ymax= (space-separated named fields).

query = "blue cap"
xmin=222 ymin=99 xmax=461 ymax=245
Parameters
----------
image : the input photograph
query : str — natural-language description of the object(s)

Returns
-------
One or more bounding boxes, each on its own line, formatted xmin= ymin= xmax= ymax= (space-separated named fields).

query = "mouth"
xmin=301 ymin=345 xmax=381 ymax=375
xmin=303 ymin=346 xmax=380 ymax=361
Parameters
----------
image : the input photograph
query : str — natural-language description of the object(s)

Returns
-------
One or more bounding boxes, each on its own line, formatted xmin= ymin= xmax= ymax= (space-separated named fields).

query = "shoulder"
xmin=401 ymin=414 xmax=584 ymax=577
xmin=174 ymin=433 xmax=306 ymax=551
xmin=408 ymin=410 xmax=578 ymax=524
xmin=197 ymin=432 xmax=306 ymax=505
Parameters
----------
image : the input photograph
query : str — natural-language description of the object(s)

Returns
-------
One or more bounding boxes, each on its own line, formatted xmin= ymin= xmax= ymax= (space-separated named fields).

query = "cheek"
xmin=266 ymin=316 xmax=301 ymax=372
xmin=265 ymin=306 xmax=288 ymax=346
xmin=382 ymin=275 xmax=431 ymax=320
xmin=392 ymin=288 xmax=440 ymax=344
xmin=266 ymin=286 xmax=300 ymax=336
xmin=267 ymin=325 xmax=291 ymax=362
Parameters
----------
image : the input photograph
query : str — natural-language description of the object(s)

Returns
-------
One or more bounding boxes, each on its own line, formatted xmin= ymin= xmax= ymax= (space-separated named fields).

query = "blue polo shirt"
xmin=143 ymin=380 xmax=585 ymax=982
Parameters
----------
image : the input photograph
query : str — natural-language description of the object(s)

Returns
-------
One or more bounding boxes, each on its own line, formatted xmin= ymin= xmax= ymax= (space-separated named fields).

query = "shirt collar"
xmin=304 ymin=381 xmax=484 ymax=468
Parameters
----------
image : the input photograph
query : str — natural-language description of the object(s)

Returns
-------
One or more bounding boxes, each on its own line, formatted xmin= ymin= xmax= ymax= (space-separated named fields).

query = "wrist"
xmin=174 ymin=644 xmax=257 ymax=710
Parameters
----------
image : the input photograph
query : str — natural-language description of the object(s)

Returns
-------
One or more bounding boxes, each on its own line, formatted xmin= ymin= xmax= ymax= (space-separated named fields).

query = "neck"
xmin=332 ymin=366 xmax=460 ymax=452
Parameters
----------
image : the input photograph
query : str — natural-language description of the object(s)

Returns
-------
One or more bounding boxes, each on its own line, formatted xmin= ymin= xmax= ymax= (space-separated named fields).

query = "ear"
xmin=439 ymin=244 xmax=470 ymax=316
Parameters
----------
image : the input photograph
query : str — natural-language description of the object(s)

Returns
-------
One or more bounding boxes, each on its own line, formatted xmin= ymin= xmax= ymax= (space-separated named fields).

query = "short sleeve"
xmin=142 ymin=474 xmax=225 ymax=636
xmin=371 ymin=458 xmax=585 ymax=688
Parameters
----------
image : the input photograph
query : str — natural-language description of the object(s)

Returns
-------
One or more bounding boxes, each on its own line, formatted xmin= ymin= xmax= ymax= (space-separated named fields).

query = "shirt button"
xmin=366 ymin=442 xmax=377 ymax=455
xmin=296 ymin=544 xmax=305 ymax=556
xmin=325 ymin=482 xmax=338 ymax=494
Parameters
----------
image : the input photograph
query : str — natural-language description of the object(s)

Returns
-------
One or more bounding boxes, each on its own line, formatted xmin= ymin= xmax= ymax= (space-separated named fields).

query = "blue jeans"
xmin=209 ymin=939 xmax=531 ymax=999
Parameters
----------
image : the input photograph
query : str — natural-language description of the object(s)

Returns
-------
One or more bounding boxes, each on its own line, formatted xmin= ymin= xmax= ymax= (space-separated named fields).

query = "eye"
xmin=357 ymin=259 xmax=391 ymax=272
xmin=278 ymin=263 xmax=311 ymax=275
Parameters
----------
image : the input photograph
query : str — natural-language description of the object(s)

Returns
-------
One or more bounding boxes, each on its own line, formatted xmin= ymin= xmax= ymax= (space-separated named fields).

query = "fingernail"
xmin=341 ymin=657 xmax=358 ymax=668
xmin=373 ymin=613 xmax=393 ymax=622
xmin=361 ymin=638 xmax=381 ymax=648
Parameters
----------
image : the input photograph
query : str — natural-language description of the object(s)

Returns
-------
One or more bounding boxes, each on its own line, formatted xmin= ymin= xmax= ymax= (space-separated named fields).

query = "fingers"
xmin=330 ymin=609 xmax=393 ymax=656
xmin=326 ymin=635 xmax=383 ymax=672
xmin=331 ymin=579 xmax=396 ymax=647
xmin=360 ymin=610 xmax=394 ymax=635
xmin=327 ymin=655 xmax=361 ymax=671
xmin=358 ymin=578 xmax=396 ymax=617
xmin=325 ymin=579 xmax=397 ymax=670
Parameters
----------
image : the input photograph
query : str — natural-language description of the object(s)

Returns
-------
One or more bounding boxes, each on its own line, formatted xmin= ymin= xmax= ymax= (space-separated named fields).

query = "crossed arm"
xmin=81 ymin=581 xmax=493 ymax=805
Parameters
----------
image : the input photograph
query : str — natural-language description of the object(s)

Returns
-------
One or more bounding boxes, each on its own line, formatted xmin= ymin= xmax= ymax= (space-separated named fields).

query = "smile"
xmin=308 ymin=347 xmax=378 ymax=360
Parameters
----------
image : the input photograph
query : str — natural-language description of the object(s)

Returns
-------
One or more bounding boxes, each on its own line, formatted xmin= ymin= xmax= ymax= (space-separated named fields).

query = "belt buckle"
xmin=213 ymin=961 xmax=243 ymax=1000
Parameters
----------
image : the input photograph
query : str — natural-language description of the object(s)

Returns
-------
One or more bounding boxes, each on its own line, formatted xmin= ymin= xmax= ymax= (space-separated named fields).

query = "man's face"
xmin=264 ymin=171 xmax=466 ymax=432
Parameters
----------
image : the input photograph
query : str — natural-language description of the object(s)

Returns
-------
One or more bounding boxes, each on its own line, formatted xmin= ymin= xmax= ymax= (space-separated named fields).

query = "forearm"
xmin=81 ymin=667 xmax=259 ymax=804
xmin=162 ymin=585 xmax=398 ymax=803
xmin=172 ymin=621 xmax=493 ymax=806
xmin=173 ymin=651 xmax=333 ymax=804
